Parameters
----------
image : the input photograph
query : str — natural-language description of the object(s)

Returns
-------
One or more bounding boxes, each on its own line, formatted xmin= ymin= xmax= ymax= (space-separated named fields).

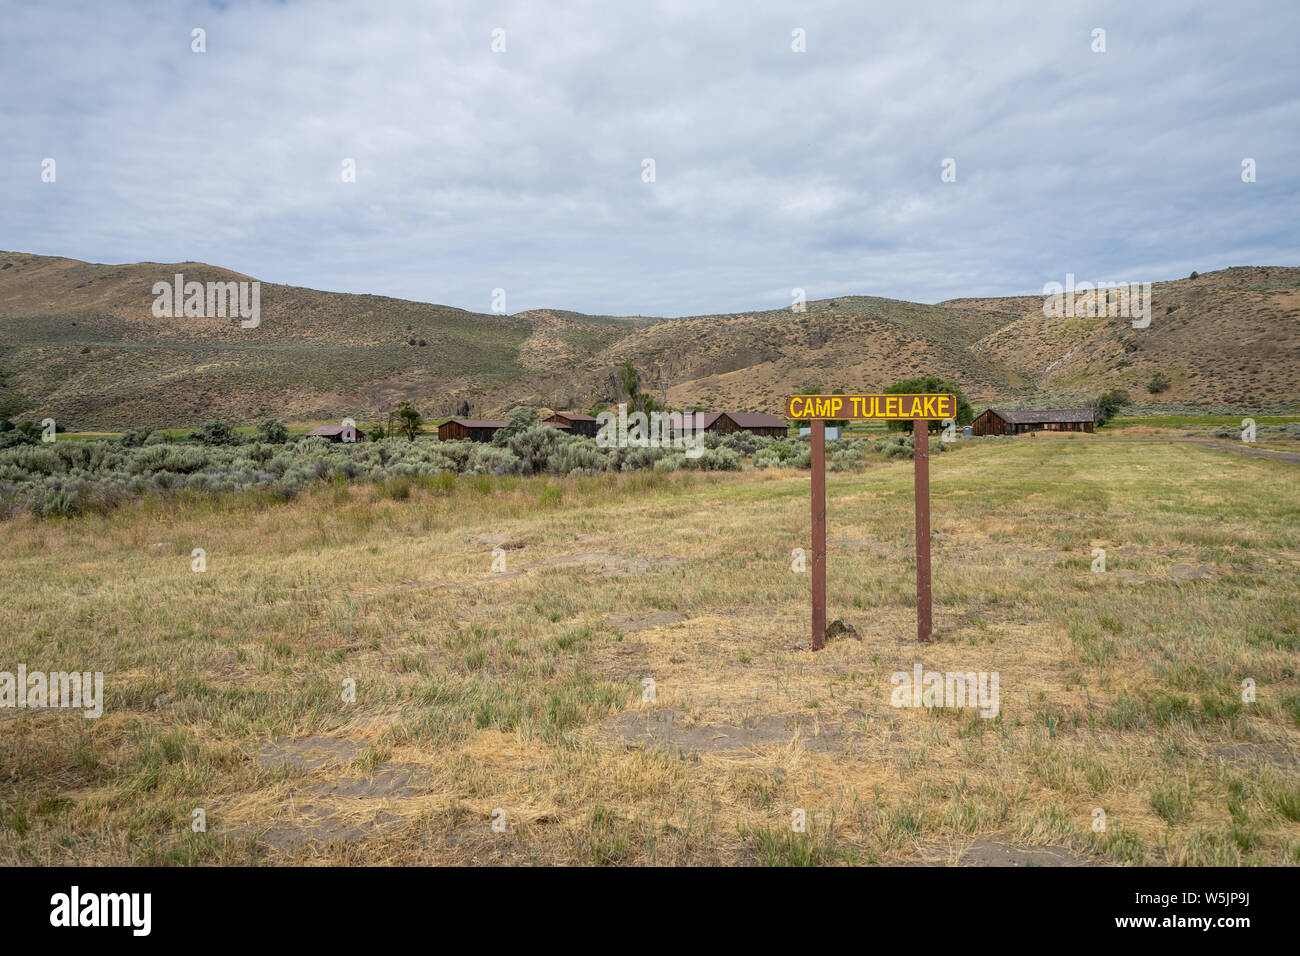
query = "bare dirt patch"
xmin=1211 ymin=743 xmax=1299 ymax=769
xmin=537 ymin=552 xmax=685 ymax=575
xmin=1117 ymin=563 xmax=1216 ymax=584
xmin=908 ymin=839 xmax=1091 ymax=866
xmin=957 ymin=840 xmax=1090 ymax=866
xmin=254 ymin=736 xmax=364 ymax=771
xmin=607 ymin=611 xmax=683 ymax=631
xmin=468 ymin=533 xmax=529 ymax=549
xmin=239 ymin=751 xmax=437 ymax=853
xmin=1169 ymin=563 xmax=1215 ymax=581
xmin=602 ymin=706 xmax=858 ymax=753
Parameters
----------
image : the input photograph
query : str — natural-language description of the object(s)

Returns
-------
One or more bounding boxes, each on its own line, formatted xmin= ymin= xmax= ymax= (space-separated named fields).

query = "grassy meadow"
xmin=1 ymin=435 xmax=1297 ymax=865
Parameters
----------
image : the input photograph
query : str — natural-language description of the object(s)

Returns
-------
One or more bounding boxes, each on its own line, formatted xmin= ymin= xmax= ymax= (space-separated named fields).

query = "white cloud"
xmin=1 ymin=0 xmax=1296 ymax=316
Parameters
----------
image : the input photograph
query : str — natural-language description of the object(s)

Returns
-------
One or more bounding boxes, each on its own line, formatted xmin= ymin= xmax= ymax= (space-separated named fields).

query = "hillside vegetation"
xmin=1 ymin=253 xmax=1296 ymax=429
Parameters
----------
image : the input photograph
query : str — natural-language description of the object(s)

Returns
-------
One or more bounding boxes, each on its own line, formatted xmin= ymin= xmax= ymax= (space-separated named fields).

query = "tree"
xmin=1091 ymin=389 xmax=1130 ymax=427
xmin=492 ymin=406 xmax=540 ymax=445
xmin=256 ymin=418 xmax=288 ymax=443
xmin=618 ymin=360 xmax=641 ymax=410
xmin=395 ymin=401 xmax=421 ymax=440
xmin=1189 ymin=271 xmax=1199 ymax=280
xmin=0 ymin=428 xmax=34 ymax=449
xmin=614 ymin=359 xmax=666 ymax=413
xmin=1146 ymin=372 xmax=1171 ymax=395
xmin=190 ymin=419 xmax=234 ymax=445
xmin=654 ymin=364 xmax=670 ymax=410
xmin=618 ymin=359 xmax=639 ymax=402
xmin=883 ymin=376 xmax=973 ymax=434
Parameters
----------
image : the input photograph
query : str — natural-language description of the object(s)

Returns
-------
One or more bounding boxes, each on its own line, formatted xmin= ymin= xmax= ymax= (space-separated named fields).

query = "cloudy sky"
xmin=3 ymin=0 xmax=1296 ymax=316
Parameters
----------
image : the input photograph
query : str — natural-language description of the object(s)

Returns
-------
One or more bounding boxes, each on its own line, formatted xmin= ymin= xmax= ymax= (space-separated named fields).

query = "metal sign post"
xmin=787 ymin=394 xmax=954 ymax=649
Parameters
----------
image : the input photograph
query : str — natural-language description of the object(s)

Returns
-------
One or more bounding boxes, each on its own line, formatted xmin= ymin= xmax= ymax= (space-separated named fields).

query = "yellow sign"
xmin=787 ymin=394 xmax=957 ymax=421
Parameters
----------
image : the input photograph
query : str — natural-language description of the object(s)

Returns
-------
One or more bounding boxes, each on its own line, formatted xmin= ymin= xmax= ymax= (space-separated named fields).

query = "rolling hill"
xmin=1 ymin=252 xmax=1296 ymax=429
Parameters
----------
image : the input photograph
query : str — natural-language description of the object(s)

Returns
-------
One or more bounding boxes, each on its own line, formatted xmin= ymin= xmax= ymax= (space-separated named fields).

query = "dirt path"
xmin=1099 ymin=436 xmax=1300 ymax=465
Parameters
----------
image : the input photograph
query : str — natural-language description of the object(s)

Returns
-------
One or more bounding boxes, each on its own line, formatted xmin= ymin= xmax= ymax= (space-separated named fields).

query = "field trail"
xmin=1099 ymin=435 xmax=1300 ymax=465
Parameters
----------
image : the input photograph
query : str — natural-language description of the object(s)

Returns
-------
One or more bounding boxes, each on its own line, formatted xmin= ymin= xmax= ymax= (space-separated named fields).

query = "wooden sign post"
xmin=786 ymin=394 xmax=956 ymax=649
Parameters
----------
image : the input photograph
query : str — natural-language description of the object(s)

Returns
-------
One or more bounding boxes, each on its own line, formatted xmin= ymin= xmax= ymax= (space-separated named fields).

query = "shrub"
xmin=0 ymin=430 xmax=36 ymax=449
xmin=190 ymin=420 xmax=235 ymax=446
xmin=1091 ymin=390 xmax=1131 ymax=426
xmin=465 ymin=445 xmax=524 ymax=476
xmin=874 ymin=435 xmax=913 ymax=460
xmin=616 ymin=445 xmax=671 ymax=472
xmin=379 ymin=475 xmax=412 ymax=500
xmin=683 ymin=448 xmax=741 ymax=471
xmin=256 ymin=418 xmax=289 ymax=443
xmin=547 ymin=440 xmax=611 ymax=476
xmin=128 ymin=445 xmax=210 ymax=475
xmin=40 ymin=488 xmax=78 ymax=518
xmin=753 ymin=441 xmax=812 ymax=468
xmin=0 ymin=416 xmax=810 ymax=518
xmin=492 ymin=407 xmax=541 ymax=445
xmin=508 ymin=424 xmax=564 ymax=474
xmin=717 ymin=431 xmax=773 ymax=456
xmin=4 ymin=446 xmax=60 ymax=475
xmin=829 ymin=440 xmax=870 ymax=471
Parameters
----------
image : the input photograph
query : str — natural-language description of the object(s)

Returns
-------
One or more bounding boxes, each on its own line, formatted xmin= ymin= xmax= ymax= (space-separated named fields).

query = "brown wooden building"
xmin=971 ymin=407 xmax=1095 ymax=436
xmin=545 ymin=412 xmax=600 ymax=437
xmin=704 ymin=411 xmax=789 ymax=437
xmin=306 ymin=424 xmax=367 ymax=442
xmin=437 ymin=418 xmax=507 ymax=442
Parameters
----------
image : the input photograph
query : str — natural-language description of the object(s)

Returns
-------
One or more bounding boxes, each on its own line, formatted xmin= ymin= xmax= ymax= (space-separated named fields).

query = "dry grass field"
xmin=1 ymin=436 xmax=1297 ymax=865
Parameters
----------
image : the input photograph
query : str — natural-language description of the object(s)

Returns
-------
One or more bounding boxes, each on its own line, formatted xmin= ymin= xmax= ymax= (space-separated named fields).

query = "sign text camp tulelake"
xmin=789 ymin=394 xmax=956 ymax=648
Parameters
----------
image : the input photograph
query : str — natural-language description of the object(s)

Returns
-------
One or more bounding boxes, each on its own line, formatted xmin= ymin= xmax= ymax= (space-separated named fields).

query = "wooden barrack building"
xmin=437 ymin=418 xmax=508 ymax=442
xmin=702 ymin=411 xmax=789 ymax=437
xmin=545 ymin=412 xmax=600 ymax=437
xmin=971 ymin=407 xmax=1095 ymax=436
